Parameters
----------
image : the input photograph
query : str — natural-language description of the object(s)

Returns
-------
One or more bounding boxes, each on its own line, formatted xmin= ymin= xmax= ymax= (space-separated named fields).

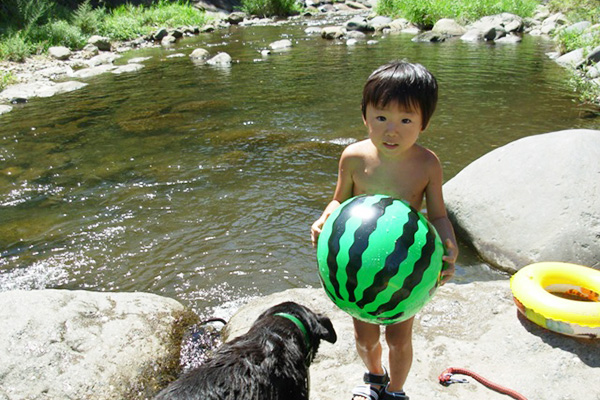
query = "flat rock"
xmin=112 ymin=63 xmax=145 ymax=74
xmin=0 ymin=81 xmax=87 ymax=101
xmin=0 ymin=289 xmax=197 ymax=400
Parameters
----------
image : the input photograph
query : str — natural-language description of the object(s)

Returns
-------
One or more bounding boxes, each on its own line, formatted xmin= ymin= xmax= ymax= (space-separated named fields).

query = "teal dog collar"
xmin=274 ymin=312 xmax=311 ymax=350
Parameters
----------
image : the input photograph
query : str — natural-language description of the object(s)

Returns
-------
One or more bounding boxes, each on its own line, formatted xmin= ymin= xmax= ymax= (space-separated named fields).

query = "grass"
xmin=240 ymin=0 xmax=301 ymax=18
xmin=101 ymin=0 xmax=211 ymax=40
xmin=0 ymin=32 xmax=35 ymax=62
xmin=548 ymin=0 xmax=600 ymax=107
xmin=556 ymin=27 xmax=600 ymax=54
xmin=548 ymin=0 xmax=600 ymax=25
xmin=0 ymin=0 xmax=211 ymax=62
xmin=377 ymin=0 xmax=539 ymax=28
xmin=1 ymin=70 xmax=17 ymax=91
xmin=549 ymin=0 xmax=600 ymax=54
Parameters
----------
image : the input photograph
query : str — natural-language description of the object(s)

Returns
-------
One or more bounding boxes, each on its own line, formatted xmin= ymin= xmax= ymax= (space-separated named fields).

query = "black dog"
xmin=154 ymin=301 xmax=337 ymax=400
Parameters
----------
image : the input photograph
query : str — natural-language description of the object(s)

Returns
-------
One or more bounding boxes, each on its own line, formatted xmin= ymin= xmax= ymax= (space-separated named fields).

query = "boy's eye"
xmin=402 ymin=118 xmax=412 ymax=124
xmin=376 ymin=116 xmax=387 ymax=122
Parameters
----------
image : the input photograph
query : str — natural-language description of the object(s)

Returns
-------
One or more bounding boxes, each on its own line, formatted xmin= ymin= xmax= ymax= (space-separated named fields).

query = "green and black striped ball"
xmin=317 ymin=194 xmax=444 ymax=325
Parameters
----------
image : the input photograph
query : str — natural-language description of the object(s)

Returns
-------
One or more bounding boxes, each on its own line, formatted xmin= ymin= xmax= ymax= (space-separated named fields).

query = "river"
xmin=1 ymin=16 xmax=598 ymax=318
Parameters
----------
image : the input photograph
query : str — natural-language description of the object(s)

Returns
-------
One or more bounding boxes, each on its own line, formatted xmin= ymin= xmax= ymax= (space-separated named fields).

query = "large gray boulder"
xmin=0 ymin=289 xmax=198 ymax=400
xmin=224 ymin=285 xmax=600 ymax=400
xmin=444 ymin=129 xmax=600 ymax=273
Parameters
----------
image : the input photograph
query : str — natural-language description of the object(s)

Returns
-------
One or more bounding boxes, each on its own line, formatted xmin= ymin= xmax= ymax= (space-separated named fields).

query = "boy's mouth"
xmin=383 ymin=142 xmax=399 ymax=149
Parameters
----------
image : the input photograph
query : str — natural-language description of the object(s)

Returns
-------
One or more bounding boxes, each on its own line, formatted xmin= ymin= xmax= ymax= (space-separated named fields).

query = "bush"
xmin=72 ymin=0 xmax=105 ymax=35
xmin=548 ymin=0 xmax=600 ymax=24
xmin=33 ymin=20 xmax=87 ymax=49
xmin=0 ymin=0 xmax=55 ymax=33
xmin=1 ymin=70 xmax=16 ymax=91
xmin=142 ymin=0 xmax=209 ymax=26
xmin=100 ymin=1 xmax=209 ymax=41
xmin=240 ymin=0 xmax=300 ymax=18
xmin=100 ymin=13 xmax=148 ymax=40
xmin=0 ymin=0 xmax=210 ymax=61
xmin=568 ymin=65 xmax=600 ymax=107
xmin=0 ymin=32 xmax=34 ymax=62
xmin=377 ymin=0 xmax=538 ymax=28
xmin=556 ymin=26 xmax=600 ymax=54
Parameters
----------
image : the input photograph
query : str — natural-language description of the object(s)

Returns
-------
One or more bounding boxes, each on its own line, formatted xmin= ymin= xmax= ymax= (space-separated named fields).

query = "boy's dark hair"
xmin=361 ymin=60 xmax=438 ymax=130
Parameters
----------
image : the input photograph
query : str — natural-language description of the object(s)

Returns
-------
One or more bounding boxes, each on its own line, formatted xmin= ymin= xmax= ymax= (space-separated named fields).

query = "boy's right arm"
xmin=311 ymin=200 xmax=341 ymax=246
xmin=311 ymin=147 xmax=357 ymax=247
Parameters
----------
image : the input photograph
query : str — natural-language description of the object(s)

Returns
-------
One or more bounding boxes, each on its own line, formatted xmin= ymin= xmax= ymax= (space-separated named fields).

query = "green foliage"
xmin=549 ymin=0 xmax=600 ymax=54
xmin=377 ymin=0 xmax=538 ymax=28
xmin=1 ymin=70 xmax=17 ymax=91
xmin=568 ymin=64 xmax=600 ymax=106
xmin=31 ymin=20 xmax=88 ymax=50
xmin=72 ymin=0 xmax=105 ymax=35
xmin=0 ymin=32 xmax=34 ymax=62
xmin=0 ymin=0 xmax=55 ymax=34
xmin=0 ymin=1 xmax=210 ymax=60
xmin=548 ymin=0 xmax=600 ymax=108
xmin=241 ymin=0 xmax=301 ymax=18
xmin=101 ymin=1 xmax=208 ymax=41
xmin=101 ymin=13 xmax=149 ymax=40
xmin=548 ymin=0 xmax=600 ymax=24
xmin=556 ymin=26 xmax=600 ymax=53
xmin=142 ymin=0 xmax=209 ymax=26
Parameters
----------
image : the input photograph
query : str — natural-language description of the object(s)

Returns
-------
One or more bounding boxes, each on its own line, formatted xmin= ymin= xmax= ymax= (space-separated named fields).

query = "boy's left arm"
xmin=425 ymin=154 xmax=458 ymax=285
xmin=430 ymin=216 xmax=458 ymax=285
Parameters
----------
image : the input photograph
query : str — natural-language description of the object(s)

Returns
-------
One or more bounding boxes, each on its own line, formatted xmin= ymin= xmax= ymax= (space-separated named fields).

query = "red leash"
xmin=438 ymin=367 xmax=528 ymax=400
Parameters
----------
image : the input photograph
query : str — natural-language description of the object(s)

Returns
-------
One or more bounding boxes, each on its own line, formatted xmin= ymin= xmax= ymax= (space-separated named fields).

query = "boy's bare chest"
xmin=352 ymin=160 xmax=428 ymax=208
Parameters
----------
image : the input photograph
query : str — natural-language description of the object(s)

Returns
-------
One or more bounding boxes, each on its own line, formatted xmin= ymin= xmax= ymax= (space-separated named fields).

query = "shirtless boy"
xmin=311 ymin=60 xmax=458 ymax=400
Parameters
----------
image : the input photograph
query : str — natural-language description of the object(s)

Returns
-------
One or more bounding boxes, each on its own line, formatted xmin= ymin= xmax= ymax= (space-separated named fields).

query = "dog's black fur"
xmin=154 ymin=301 xmax=337 ymax=400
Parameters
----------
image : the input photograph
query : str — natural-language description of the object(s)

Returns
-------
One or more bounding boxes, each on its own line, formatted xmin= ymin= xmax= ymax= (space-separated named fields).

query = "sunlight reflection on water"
xmin=1 ymin=20 xmax=597 ymax=317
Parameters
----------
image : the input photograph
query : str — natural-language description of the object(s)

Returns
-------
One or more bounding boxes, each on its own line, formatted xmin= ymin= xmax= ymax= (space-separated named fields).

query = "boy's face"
xmin=363 ymin=102 xmax=425 ymax=157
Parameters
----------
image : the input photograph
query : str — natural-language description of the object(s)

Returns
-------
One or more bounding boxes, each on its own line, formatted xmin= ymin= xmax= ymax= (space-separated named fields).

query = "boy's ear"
xmin=362 ymin=115 xmax=367 ymax=126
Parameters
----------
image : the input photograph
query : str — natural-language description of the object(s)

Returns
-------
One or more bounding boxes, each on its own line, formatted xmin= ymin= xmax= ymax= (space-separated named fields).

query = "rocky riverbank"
xmin=226 ymin=284 xmax=600 ymax=400
xmin=1 ymin=2 xmax=599 ymax=116
xmin=3 ymin=282 xmax=599 ymax=400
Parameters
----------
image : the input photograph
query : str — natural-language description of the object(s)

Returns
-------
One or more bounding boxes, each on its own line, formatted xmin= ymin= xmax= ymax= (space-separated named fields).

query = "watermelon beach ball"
xmin=316 ymin=194 xmax=445 ymax=325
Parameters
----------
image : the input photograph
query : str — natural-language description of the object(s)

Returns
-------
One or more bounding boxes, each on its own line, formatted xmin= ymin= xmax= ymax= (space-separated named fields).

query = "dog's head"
xmin=258 ymin=301 xmax=337 ymax=362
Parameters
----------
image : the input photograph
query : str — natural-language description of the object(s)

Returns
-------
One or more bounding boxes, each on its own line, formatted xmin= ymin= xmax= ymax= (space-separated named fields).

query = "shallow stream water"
xmin=1 ymin=17 xmax=598 ymax=318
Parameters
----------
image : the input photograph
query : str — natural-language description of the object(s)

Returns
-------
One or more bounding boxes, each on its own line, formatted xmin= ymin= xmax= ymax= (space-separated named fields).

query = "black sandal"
xmin=381 ymin=385 xmax=410 ymax=400
xmin=351 ymin=369 xmax=390 ymax=400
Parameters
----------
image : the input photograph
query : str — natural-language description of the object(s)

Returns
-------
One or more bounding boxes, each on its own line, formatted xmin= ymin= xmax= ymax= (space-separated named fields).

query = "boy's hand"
xmin=311 ymin=219 xmax=324 ymax=247
xmin=439 ymin=239 xmax=458 ymax=285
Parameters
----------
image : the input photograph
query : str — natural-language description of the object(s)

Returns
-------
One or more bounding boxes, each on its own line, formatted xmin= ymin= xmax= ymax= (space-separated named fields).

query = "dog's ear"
xmin=316 ymin=315 xmax=337 ymax=343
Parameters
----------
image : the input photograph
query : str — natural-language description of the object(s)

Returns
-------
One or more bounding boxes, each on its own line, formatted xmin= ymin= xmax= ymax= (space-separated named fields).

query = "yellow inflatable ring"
xmin=510 ymin=262 xmax=600 ymax=339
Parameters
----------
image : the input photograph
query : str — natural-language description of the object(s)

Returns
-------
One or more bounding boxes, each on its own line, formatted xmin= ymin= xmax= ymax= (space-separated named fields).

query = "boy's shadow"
xmin=516 ymin=312 xmax=600 ymax=368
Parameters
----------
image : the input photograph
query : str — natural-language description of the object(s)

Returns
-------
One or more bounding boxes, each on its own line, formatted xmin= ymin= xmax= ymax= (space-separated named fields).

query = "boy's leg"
xmin=353 ymin=317 xmax=385 ymax=375
xmin=352 ymin=318 xmax=386 ymax=399
xmin=384 ymin=317 xmax=414 ymax=393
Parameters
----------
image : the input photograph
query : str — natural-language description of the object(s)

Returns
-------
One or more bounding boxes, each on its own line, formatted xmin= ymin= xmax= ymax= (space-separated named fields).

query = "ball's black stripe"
xmin=346 ymin=196 xmax=395 ymax=302
xmin=318 ymin=273 xmax=338 ymax=304
xmin=369 ymin=225 xmax=437 ymax=318
xmin=326 ymin=196 xmax=369 ymax=300
xmin=356 ymin=209 xmax=420 ymax=309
